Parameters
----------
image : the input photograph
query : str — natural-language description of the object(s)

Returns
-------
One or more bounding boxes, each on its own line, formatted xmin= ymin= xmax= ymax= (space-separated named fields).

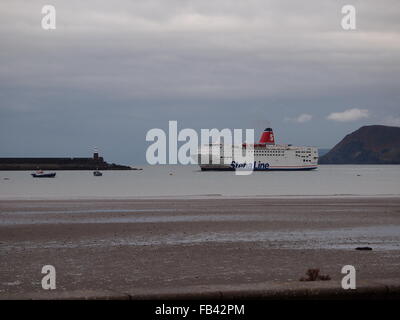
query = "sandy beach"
xmin=1 ymin=197 xmax=400 ymax=298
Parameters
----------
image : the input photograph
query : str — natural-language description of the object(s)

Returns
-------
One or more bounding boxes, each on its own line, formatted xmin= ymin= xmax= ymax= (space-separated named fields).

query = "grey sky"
xmin=0 ymin=0 xmax=399 ymax=164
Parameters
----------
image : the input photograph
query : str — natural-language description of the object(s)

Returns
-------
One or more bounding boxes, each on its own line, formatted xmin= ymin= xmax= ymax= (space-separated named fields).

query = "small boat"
xmin=93 ymin=170 xmax=102 ymax=176
xmin=31 ymin=170 xmax=56 ymax=178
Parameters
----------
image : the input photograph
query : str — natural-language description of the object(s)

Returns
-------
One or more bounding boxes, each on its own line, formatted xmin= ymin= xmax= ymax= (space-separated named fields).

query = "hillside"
xmin=319 ymin=125 xmax=400 ymax=164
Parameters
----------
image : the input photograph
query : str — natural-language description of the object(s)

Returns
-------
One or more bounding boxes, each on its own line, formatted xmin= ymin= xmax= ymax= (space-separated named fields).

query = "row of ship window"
xmin=253 ymin=152 xmax=284 ymax=156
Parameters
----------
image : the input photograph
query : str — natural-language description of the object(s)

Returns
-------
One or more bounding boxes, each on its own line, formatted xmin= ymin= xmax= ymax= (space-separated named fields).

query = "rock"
xmin=299 ymin=268 xmax=331 ymax=281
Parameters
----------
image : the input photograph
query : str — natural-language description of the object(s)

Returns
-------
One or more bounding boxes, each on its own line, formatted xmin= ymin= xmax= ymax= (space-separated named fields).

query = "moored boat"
xmin=31 ymin=170 xmax=56 ymax=178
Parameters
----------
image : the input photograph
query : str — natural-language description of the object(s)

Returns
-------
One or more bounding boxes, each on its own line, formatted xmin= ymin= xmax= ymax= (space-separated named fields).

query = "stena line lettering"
xmin=255 ymin=161 xmax=269 ymax=170
xmin=231 ymin=161 xmax=269 ymax=170
xmin=231 ymin=161 xmax=251 ymax=169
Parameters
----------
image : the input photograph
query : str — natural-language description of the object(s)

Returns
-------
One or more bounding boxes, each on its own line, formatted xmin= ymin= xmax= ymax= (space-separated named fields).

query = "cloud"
xmin=326 ymin=108 xmax=369 ymax=122
xmin=285 ymin=113 xmax=313 ymax=123
xmin=383 ymin=116 xmax=400 ymax=127
xmin=0 ymin=0 xmax=399 ymax=162
xmin=1 ymin=0 xmax=400 ymax=102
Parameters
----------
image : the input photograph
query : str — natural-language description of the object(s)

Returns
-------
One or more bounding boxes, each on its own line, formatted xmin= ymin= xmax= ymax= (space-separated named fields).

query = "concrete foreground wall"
xmin=2 ymin=279 xmax=400 ymax=300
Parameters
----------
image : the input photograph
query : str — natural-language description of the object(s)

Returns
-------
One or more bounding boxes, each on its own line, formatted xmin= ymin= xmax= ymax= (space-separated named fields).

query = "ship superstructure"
xmin=196 ymin=128 xmax=318 ymax=171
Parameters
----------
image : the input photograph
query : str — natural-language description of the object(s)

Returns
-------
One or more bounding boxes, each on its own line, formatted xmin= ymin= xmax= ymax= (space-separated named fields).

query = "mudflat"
xmin=1 ymin=197 xmax=400 ymax=297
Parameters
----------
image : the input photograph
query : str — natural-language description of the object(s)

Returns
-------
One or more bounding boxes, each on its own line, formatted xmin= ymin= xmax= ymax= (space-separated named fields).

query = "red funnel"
xmin=259 ymin=128 xmax=275 ymax=144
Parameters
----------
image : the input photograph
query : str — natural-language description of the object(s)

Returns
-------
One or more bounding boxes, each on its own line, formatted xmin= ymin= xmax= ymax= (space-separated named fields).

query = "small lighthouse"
xmin=93 ymin=147 xmax=99 ymax=160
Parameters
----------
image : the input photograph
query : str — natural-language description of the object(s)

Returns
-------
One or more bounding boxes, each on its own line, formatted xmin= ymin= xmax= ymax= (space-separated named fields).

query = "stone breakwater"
xmin=0 ymin=157 xmax=132 ymax=170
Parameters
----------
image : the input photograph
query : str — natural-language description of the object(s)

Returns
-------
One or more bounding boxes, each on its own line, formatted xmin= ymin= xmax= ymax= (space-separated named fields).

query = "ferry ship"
xmin=195 ymin=128 xmax=318 ymax=171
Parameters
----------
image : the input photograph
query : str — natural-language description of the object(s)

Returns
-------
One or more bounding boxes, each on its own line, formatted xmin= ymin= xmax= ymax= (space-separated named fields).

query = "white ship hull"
xmin=194 ymin=127 xmax=318 ymax=171
xmin=196 ymin=143 xmax=319 ymax=172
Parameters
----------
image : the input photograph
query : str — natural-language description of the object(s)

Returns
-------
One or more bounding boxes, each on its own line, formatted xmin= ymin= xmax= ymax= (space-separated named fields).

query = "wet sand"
xmin=1 ymin=197 xmax=400 ymax=297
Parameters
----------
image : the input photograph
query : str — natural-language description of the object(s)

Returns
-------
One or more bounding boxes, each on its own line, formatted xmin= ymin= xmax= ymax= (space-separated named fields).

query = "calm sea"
xmin=0 ymin=165 xmax=399 ymax=200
